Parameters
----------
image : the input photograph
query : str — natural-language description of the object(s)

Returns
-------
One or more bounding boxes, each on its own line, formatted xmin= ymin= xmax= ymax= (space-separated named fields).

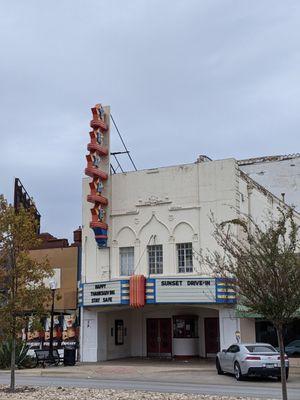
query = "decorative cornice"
xmin=169 ymin=205 xmax=201 ymax=211
xmin=111 ymin=210 xmax=139 ymax=217
xmin=136 ymin=195 xmax=172 ymax=207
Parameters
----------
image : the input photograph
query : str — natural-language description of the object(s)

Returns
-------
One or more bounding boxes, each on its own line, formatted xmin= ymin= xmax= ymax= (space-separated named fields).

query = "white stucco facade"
xmin=239 ymin=154 xmax=300 ymax=211
xmin=80 ymin=157 xmax=289 ymax=361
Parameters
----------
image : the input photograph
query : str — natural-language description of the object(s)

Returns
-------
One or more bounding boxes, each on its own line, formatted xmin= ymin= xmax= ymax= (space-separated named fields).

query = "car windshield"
xmin=287 ymin=340 xmax=300 ymax=346
xmin=246 ymin=345 xmax=276 ymax=353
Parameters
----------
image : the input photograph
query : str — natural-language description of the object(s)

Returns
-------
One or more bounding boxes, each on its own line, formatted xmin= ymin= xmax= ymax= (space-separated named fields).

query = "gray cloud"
xmin=1 ymin=0 xmax=300 ymax=239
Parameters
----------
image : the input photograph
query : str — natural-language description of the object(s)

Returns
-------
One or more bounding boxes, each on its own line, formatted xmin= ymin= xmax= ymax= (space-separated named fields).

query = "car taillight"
xmin=245 ymin=356 xmax=261 ymax=360
xmin=277 ymin=355 xmax=288 ymax=360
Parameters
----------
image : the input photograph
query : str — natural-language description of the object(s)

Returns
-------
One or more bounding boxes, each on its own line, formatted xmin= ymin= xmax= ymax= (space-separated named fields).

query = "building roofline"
xmin=239 ymin=169 xmax=300 ymax=217
xmin=112 ymin=157 xmax=236 ymax=176
xmin=238 ymin=153 xmax=300 ymax=166
xmin=82 ymin=157 xmax=237 ymax=180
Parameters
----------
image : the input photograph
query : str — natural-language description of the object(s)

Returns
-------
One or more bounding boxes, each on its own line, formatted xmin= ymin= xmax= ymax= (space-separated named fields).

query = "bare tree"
xmin=0 ymin=195 xmax=52 ymax=391
xmin=205 ymin=207 xmax=300 ymax=400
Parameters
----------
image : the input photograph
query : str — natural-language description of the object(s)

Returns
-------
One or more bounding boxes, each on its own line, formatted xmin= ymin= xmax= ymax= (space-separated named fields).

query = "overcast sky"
xmin=1 ymin=1 xmax=300 ymax=240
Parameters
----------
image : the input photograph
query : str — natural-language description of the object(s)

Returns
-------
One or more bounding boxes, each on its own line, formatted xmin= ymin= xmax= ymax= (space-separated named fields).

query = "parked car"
xmin=283 ymin=340 xmax=300 ymax=356
xmin=216 ymin=343 xmax=289 ymax=381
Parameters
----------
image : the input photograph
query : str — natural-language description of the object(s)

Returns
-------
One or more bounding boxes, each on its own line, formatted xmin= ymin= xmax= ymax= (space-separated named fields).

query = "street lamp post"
xmin=49 ymin=280 xmax=57 ymax=362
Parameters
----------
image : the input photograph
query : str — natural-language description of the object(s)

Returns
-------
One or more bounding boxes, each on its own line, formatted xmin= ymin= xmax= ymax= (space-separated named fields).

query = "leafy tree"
xmin=206 ymin=207 xmax=300 ymax=400
xmin=0 ymin=195 xmax=52 ymax=391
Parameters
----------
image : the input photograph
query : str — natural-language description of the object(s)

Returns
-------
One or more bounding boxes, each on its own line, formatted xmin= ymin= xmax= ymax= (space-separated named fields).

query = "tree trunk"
xmin=49 ymin=288 xmax=55 ymax=362
xmin=276 ymin=324 xmax=288 ymax=400
xmin=10 ymin=321 xmax=16 ymax=392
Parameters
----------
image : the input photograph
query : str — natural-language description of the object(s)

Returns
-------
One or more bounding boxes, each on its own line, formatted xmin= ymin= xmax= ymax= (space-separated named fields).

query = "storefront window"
xmin=256 ymin=319 xmax=300 ymax=354
xmin=173 ymin=316 xmax=198 ymax=338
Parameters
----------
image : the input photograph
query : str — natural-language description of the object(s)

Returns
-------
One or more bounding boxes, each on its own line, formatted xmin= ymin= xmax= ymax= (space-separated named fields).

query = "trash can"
xmin=64 ymin=346 xmax=76 ymax=366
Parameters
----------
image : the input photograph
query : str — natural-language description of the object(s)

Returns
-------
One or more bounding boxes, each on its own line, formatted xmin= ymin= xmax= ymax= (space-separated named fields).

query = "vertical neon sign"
xmin=85 ymin=104 xmax=110 ymax=247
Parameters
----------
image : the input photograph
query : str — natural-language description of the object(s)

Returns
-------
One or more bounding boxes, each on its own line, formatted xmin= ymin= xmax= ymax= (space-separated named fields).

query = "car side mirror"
xmin=222 ymin=349 xmax=227 ymax=353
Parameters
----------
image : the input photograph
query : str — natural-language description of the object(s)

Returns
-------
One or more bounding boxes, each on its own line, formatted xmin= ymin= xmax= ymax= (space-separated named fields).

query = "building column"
xmin=97 ymin=313 xmax=108 ymax=361
xmin=240 ymin=317 xmax=256 ymax=343
xmin=80 ymin=308 xmax=98 ymax=362
xmin=219 ymin=308 xmax=240 ymax=350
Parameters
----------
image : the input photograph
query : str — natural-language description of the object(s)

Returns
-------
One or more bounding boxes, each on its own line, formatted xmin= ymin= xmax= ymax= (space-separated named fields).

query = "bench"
xmin=34 ymin=349 xmax=62 ymax=368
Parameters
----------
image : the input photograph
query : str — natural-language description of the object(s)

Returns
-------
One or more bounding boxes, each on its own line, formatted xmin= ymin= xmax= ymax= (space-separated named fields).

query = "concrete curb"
xmin=1 ymin=367 xmax=300 ymax=378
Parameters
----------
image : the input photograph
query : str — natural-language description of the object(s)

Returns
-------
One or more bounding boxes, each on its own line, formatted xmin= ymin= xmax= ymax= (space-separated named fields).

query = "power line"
xmin=112 ymin=153 xmax=124 ymax=173
xmin=110 ymin=164 xmax=116 ymax=174
xmin=110 ymin=114 xmax=138 ymax=171
xmin=133 ymin=234 xmax=154 ymax=275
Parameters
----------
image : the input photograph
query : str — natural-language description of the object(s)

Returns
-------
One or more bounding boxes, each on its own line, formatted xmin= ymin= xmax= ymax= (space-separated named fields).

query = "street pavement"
xmin=1 ymin=358 xmax=300 ymax=399
xmin=1 ymin=375 xmax=300 ymax=399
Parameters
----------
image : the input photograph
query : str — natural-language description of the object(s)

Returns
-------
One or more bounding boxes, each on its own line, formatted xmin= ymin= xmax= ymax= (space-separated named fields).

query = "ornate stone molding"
xmin=136 ymin=195 xmax=172 ymax=207
xmin=111 ymin=210 xmax=139 ymax=217
xmin=169 ymin=205 xmax=201 ymax=211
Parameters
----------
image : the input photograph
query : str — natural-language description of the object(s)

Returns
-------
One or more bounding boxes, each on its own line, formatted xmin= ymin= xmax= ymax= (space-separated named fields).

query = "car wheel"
xmin=234 ymin=362 xmax=243 ymax=381
xmin=216 ymin=358 xmax=224 ymax=375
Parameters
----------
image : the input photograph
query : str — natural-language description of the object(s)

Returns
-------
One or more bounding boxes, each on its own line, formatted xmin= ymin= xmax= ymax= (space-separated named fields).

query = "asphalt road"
xmin=0 ymin=374 xmax=300 ymax=399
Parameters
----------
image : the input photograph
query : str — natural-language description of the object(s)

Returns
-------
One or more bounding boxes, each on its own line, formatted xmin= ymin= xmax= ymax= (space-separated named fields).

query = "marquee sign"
xmin=146 ymin=278 xmax=236 ymax=304
xmin=130 ymin=275 xmax=146 ymax=308
xmin=80 ymin=277 xmax=236 ymax=307
xmin=83 ymin=280 xmax=129 ymax=306
xmin=154 ymin=278 xmax=216 ymax=303
xmin=85 ymin=104 xmax=110 ymax=247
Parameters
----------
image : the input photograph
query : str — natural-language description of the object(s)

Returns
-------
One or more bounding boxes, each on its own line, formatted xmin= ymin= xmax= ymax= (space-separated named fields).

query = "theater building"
xmin=80 ymin=105 xmax=291 ymax=361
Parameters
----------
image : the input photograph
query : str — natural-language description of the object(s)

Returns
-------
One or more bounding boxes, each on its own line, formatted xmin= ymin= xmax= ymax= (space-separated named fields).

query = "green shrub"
xmin=0 ymin=340 xmax=31 ymax=369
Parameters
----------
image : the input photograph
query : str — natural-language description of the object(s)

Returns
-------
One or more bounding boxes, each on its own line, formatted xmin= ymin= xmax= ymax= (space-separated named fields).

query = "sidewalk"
xmin=2 ymin=357 xmax=300 ymax=382
xmin=8 ymin=358 xmax=216 ymax=380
